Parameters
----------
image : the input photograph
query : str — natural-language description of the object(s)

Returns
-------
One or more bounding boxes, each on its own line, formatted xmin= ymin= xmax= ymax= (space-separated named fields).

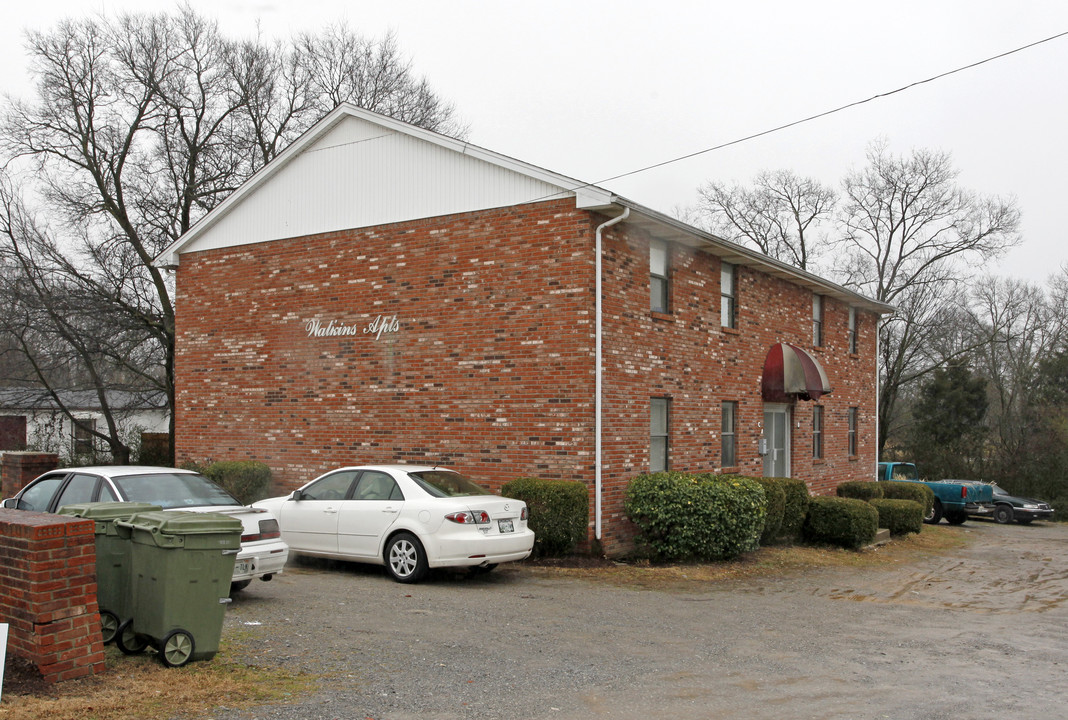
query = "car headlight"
xmin=1022 ymin=503 xmax=1039 ymax=509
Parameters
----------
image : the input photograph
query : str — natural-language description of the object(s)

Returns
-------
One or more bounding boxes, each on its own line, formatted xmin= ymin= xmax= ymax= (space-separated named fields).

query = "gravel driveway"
xmin=224 ymin=520 xmax=1068 ymax=720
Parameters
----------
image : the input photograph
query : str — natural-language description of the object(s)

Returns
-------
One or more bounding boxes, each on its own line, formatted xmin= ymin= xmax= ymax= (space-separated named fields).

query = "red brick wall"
xmin=176 ymin=199 xmax=599 ymax=485
xmin=595 ymin=225 xmax=879 ymax=548
xmin=174 ymin=199 xmax=879 ymax=553
xmin=0 ymin=510 xmax=106 ymax=683
xmin=2 ymin=452 xmax=59 ymax=501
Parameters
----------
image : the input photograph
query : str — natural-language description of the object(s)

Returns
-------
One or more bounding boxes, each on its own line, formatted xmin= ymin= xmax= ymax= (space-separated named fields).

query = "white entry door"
xmin=763 ymin=405 xmax=791 ymax=477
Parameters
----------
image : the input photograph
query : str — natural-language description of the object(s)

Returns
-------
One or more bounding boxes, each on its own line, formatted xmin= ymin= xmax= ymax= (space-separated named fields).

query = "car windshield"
xmin=989 ymin=483 xmax=1007 ymax=496
xmin=408 ymin=471 xmax=493 ymax=498
xmin=112 ymin=472 xmax=240 ymax=509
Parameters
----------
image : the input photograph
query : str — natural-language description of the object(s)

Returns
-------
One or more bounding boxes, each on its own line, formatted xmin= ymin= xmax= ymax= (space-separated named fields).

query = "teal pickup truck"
xmin=876 ymin=462 xmax=994 ymax=525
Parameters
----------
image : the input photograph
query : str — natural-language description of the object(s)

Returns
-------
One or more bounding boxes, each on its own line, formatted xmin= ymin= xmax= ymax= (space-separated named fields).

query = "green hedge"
xmin=775 ymin=477 xmax=811 ymax=542
xmin=880 ymin=481 xmax=934 ymax=514
xmin=836 ymin=481 xmax=884 ymax=502
xmin=500 ymin=477 xmax=588 ymax=558
xmin=185 ymin=460 xmax=273 ymax=505
xmin=750 ymin=476 xmax=786 ymax=545
xmin=802 ymin=496 xmax=879 ymax=550
xmin=870 ymin=498 xmax=924 ymax=535
xmin=624 ymin=472 xmax=766 ymax=562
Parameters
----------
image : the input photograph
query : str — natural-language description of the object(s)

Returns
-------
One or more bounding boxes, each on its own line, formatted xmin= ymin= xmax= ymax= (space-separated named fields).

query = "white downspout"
xmin=594 ymin=206 xmax=629 ymax=541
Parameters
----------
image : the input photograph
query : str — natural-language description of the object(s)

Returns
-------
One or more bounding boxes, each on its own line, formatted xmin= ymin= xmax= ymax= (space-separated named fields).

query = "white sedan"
xmin=253 ymin=465 xmax=535 ymax=583
xmin=1 ymin=466 xmax=289 ymax=593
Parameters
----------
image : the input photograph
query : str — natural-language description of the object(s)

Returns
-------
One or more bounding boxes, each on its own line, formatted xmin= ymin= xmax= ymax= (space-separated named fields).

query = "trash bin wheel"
xmin=116 ymin=619 xmax=148 ymax=655
xmin=160 ymin=629 xmax=196 ymax=668
xmin=100 ymin=610 xmax=120 ymax=644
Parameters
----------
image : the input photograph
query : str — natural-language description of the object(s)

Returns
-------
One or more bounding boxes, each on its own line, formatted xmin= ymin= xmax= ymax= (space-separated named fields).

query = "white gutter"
xmin=594 ymin=206 xmax=629 ymax=541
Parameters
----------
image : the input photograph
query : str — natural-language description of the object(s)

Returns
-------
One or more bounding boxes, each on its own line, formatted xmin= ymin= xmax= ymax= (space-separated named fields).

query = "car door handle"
xmin=323 ymin=507 xmax=338 ymax=514
xmin=382 ymin=506 xmax=398 ymax=513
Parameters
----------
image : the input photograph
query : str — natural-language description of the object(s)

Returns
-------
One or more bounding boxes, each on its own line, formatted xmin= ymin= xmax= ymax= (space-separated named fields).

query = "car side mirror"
xmin=1 ymin=497 xmax=16 ymax=509
xmin=289 ymin=490 xmax=304 ymax=501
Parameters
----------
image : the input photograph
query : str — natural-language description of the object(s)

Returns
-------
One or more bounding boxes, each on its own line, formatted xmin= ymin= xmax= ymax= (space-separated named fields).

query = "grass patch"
xmin=519 ymin=523 xmax=968 ymax=591
xmin=0 ymin=637 xmax=315 ymax=720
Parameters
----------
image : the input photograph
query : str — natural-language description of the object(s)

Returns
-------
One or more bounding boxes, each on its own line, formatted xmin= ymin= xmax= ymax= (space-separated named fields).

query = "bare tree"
xmin=833 ymin=142 xmax=1021 ymax=453
xmin=696 ymin=169 xmax=835 ymax=272
xmin=0 ymin=8 xmax=465 ymax=463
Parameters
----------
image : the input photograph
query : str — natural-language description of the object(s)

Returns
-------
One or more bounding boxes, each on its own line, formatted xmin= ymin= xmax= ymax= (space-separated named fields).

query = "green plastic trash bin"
xmin=57 ymin=502 xmax=162 ymax=644
xmin=114 ymin=510 xmax=242 ymax=667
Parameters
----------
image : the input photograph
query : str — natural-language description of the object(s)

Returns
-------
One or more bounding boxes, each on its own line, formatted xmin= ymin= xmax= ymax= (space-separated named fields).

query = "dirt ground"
xmin=221 ymin=519 xmax=1068 ymax=720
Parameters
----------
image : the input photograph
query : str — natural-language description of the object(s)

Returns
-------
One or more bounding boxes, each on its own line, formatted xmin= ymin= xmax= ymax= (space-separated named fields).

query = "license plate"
xmin=498 ymin=519 xmax=514 ymax=533
xmin=234 ymin=560 xmax=252 ymax=575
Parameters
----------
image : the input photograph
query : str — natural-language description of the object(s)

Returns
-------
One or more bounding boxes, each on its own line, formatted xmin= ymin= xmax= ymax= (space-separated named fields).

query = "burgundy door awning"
xmin=762 ymin=343 xmax=832 ymax=403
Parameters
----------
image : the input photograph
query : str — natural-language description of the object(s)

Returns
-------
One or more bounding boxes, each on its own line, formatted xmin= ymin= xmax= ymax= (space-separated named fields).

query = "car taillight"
xmin=445 ymin=511 xmax=490 ymax=524
xmin=521 ymin=506 xmax=528 ymax=521
xmin=243 ymin=518 xmax=281 ymax=542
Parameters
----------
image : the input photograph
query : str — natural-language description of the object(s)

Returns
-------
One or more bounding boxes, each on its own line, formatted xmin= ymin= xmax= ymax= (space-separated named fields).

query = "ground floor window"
xmin=650 ymin=397 xmax=671 ymax=471
xmin=73 ymin=418 xmax=96 ymax=456
xmin=721 ymin=401 xmax=737 ymax=467
xmin=848 ymin=407 xmax=858 ymax=457
xmin=812 ymin=405 xmax=824 ymax=459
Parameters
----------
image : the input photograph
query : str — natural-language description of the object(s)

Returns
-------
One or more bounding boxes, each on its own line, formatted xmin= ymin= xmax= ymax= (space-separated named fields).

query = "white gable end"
xmin=179 ymin=114 xmax=578 ymax=255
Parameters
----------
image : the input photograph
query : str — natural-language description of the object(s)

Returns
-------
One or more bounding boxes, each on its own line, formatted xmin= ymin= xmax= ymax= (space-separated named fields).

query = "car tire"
xmin=924 ymin=499 xmax=943 ymax=524
xmin=945 ymin=511 xmax=967 ymax=525
xmin=385 ymin=532 xmax=429 ymax=583
xmin=159 ymin=629 xmax=196 ymax=668
xmin=116 ymin=619 xmax=148 ymax=655
xmin=100 ymin=609 xmax=119 ymax=644
xmin=230 ymin=579 xmax=252 ymax=594
xmin=994 ymin=505 xmax=1014 ymax=524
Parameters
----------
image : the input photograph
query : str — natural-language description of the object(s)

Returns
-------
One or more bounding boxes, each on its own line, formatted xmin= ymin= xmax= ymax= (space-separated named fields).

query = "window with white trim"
xmin=848 ymin=407 xmax=858 ymax=457
xmin=721 ymin=401 xmax=737 ymax=467
xmin=650 ymin=397 xmax=671 ymax=471
xmin=812 ymin=405 xmax=824 ymax=459
xmin=720 ymin=263 xmax=736 ymax=329
xmin=848 ymin=307 xmax=858 ymax=354
xmin=650 ymin=241 xmax=670 ymax=313
xmin=812 ymin=295 xmax=824 ymax=347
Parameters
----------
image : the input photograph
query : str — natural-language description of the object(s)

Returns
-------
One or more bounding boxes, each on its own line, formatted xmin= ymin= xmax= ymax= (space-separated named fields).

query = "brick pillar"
xmin=1 ymin=451 xmax=59 ymax=500
xmin=0 ymin=510 xmax=106 ymax=683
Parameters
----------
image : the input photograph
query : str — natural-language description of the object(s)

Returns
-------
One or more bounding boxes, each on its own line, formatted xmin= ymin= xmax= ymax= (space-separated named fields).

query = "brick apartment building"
xmin=157 ymin=104 xmax=891 ymax=552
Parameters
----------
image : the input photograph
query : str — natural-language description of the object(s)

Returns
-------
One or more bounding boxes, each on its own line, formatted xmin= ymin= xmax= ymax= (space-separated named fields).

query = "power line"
xmin=586 ymin=29 xmax=1068 ymax=189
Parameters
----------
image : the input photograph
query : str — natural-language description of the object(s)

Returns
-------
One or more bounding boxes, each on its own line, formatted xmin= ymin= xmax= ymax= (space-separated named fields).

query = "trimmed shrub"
xmin=880 ymin=481 xmax=935 ymax=515
xmin=500 ymin=477 xmax=588 ymax=558
xmin=624 ymin=472 xmax=766 ymax=562
xmin=775 ymin=477 xmax=811 ymax=543
xmin=201 ymin=460 xmax=273 ymax=505
xmin=871 ymin=498 xmax=924 ymax=535
xmin=802 ymin=496 xmax=879 ymax=550
xmin=750 ymin=476 xmax=786 ymax=545
xmin=836 ymin=481 xmax=884 ymax=502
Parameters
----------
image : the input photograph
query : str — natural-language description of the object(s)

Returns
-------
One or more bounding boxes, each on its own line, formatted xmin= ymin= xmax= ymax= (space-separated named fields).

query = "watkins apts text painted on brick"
xmin=158 ymin=104 xmax=892 ymax=553
xmin=304 ymin=315 xmax=401 ymax=341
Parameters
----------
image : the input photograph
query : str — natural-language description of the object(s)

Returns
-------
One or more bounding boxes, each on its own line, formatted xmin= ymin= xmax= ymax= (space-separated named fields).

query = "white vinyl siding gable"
xmin=180 ymin=115 xmax=576 ymax=254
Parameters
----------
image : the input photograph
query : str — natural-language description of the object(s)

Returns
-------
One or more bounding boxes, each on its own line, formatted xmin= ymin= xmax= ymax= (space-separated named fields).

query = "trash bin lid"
xmin=123 ymin=510 xmax=244 ymax=536
xmin=57 ymin=501 xmax=163 ymax=520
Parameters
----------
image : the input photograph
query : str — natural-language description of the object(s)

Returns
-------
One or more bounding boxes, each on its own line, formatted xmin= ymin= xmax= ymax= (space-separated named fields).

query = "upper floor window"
xmin=650 ymin=397 xmax=671 ymax=472
xmin=848 ymin=307 xmax=858 ymax=354
xmin=650 ymin=240 xmax=670 ymax=313
xmin=812 ymin=295 xmax=824 ymax=347
xmin=812 ymin=405 xmax=824 ymax=459
xmin=721 ymin=401 xmax=737 ymax=467
xmin=720 ymin=263 xmax=737 ymax=329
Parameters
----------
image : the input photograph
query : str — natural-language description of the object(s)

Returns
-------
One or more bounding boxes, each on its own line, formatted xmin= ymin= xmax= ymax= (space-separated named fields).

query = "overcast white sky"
xmin=3 ymin=1 xmax=1066 ymax=284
